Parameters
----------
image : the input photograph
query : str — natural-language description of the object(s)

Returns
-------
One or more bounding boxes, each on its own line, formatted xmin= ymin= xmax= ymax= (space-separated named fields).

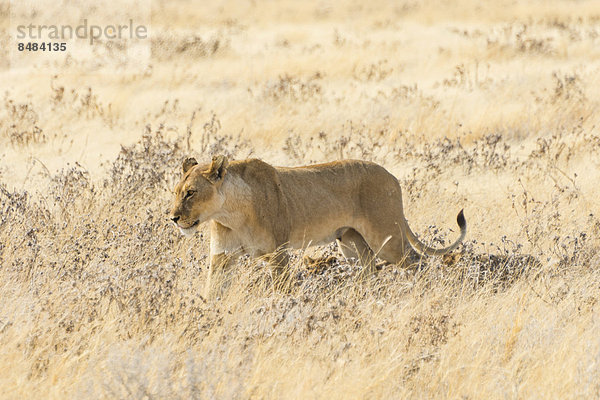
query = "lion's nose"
xmin=171 ymin=216 xmax=180 ymax=224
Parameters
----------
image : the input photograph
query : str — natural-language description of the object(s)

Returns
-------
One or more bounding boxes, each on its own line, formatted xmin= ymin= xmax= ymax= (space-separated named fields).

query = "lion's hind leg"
xmin=374 ymin=235 xmax=420 ymax=266
xmin=336 ymin=228 xmax=376 ymax=276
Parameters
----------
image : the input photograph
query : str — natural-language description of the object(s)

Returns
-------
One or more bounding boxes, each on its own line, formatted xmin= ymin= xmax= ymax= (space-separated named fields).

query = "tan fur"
xmin=170 ymin=156 xmax=467 ymax=295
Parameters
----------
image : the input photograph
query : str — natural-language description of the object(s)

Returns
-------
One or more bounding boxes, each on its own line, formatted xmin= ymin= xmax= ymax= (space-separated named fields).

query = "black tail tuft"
xmin=457 ymin=209 xmax=466 ymax=229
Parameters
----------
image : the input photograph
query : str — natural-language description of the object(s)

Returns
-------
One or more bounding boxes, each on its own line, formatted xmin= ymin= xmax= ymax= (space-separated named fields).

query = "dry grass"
xmin=1 ymin=0 xmax=600 ymax=398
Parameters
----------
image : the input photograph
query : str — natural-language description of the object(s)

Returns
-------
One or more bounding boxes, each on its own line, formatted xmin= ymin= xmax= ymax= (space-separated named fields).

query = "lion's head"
xmin=169 ymin=155 xmax=229 ymax=237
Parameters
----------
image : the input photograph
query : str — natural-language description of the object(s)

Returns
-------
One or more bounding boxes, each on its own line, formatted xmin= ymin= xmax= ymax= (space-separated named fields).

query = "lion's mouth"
xmin=177 ymin=219 xmax=199 ymax=229
xmin=177 ymin=220 xmax=200 ymax=237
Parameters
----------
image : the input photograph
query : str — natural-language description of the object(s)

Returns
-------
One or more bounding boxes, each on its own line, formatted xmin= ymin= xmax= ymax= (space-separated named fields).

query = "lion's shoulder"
xmin=228 ymin=158 xmax=280 ymax=186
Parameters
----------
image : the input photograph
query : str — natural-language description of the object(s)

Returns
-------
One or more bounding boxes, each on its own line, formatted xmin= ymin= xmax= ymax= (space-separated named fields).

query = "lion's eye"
xmin=184 ymin=190 xmax=196 ymax=199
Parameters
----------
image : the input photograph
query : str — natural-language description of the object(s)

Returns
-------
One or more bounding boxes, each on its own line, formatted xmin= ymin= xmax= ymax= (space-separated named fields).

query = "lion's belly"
xmin=288 ymin=218 xmax=355 ymax=248
xmin=277 ymin=161 xmax=385 ymax=248
xmin=283 ymin=193 xmax=361 ymax=248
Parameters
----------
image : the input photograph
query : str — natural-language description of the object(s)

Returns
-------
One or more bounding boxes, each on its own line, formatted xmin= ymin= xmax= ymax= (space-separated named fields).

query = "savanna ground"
xmin=1 ymin=0 xmax=600 ymax=398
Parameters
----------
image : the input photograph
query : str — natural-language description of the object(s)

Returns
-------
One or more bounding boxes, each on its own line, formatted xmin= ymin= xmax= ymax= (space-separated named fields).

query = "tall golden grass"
xmin=1 ymin=0 xmax=600 ymax=398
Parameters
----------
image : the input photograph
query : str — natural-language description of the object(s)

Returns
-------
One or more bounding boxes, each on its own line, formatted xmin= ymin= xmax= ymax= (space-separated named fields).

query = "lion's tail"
xmin=404 ymin=209 xmax=467 ymax=256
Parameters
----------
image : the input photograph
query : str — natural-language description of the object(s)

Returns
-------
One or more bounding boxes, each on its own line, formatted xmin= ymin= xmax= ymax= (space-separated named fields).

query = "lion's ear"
xmin=207 ymin=155 xmax=229 ymax=183
xmin=182 ymin=157 xmax=198 ymax=174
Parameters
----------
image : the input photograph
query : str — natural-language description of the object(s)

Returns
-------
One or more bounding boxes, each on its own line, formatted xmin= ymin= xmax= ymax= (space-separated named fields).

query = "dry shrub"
xmin=2 ymin=97 xmax=45 ymax=146
xmin=152 ymin=32 xmax=229 ymax=60
xmin=262 ymin=73 xmax=323 ymax=102
xmin=353 ymin=59 xmax=393 ymax=82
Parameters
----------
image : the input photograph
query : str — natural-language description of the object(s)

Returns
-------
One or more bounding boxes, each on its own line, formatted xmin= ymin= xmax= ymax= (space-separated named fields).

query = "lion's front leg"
xmin=268 ymin=248 xmax=290 ymax=275
xmin=204 ymin=221 xmax=242 ymax=298
xmin=204 ymin=252 xmax=232 ymax=298
xmin=206 ymin=251 xmax=243 ymax=299
xmin=264 ymin=246 xmax=293 ymax=291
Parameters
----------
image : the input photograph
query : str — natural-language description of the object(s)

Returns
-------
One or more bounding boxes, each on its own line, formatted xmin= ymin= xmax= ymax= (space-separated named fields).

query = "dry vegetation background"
xmin=1 ymin=0 xmax=600 ymax=398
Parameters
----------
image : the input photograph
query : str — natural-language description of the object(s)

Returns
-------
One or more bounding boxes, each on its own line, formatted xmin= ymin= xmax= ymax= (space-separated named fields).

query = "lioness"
xmin=170 ymin=156 xmax=466 ymax=293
